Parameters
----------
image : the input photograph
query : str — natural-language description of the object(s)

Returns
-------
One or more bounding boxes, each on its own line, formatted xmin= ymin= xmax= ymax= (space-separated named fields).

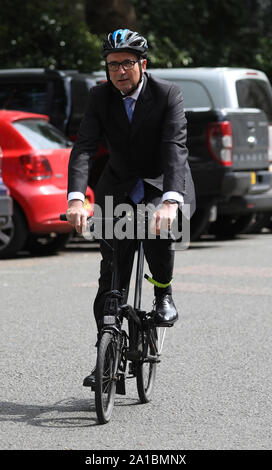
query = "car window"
xmin=0 ymin=82 xmax=48 ymax=114
xmin=12 ymin=119 xmax=72 ymax=149
xmin=236 ymin=79 xmax=272 ymax=122
xmin=163 ymin=79 xmax=213 ymax=108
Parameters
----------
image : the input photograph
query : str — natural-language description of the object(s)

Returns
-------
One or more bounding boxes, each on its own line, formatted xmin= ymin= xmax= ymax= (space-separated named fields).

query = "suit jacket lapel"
xmin=110 ymin=89 xmax=130 ymax=134
xmin=131 ymin=74 xmax=153 ymax=138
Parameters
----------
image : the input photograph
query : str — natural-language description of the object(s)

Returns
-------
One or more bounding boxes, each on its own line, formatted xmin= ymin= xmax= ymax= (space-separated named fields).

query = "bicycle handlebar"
xmin=59 ymin=213 xmax=150 ymax=223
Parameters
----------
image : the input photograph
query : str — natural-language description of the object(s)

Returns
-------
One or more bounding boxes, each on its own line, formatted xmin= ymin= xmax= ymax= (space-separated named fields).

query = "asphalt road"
xmin=1 ymin=232 xmax=272 ymax=450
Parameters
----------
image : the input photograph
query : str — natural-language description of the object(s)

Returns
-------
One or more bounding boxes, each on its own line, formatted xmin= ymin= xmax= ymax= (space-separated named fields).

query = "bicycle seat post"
xmin=134 ymin=240 xmax=144 ymax=310
xmin=110 ymin=230 xmax=120 ymax=291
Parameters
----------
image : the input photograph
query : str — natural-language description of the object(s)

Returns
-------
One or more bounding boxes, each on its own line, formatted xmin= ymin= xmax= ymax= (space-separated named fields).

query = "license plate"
xmin=251 ymin=172 xmax=256 ymax=185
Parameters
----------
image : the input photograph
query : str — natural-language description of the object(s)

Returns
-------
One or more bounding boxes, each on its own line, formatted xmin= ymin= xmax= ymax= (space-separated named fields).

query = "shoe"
xmin=83 ymin=367 xmax=96 ymax=387
xmin=154 ymin=294 xmax=178 ymax=325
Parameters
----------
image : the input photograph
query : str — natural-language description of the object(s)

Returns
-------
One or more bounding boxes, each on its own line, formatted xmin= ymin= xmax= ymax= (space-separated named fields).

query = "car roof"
xmin=0 ymin=68 xmax=96 ymax=82
xmin=0 ymin=109 xmax=49 ymax=122
xmin=148 ymin=67 xmax=268 ymax=81
xmin=0 ymin=68 xmax=78 ymax=77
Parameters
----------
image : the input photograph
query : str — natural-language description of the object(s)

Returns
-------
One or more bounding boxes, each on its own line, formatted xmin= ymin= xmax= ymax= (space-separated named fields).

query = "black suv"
xmin=0 ymin=68 xmax=101 ymax=139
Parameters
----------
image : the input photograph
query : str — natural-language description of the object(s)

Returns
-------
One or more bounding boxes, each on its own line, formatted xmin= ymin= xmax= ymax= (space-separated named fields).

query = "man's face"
xmin=106 ymin=51 xmax=147 ymax=94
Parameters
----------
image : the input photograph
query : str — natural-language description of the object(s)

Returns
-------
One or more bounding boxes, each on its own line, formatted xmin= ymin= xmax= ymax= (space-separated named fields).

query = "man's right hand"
xmin=66 ymin=200 xmax=88 ymax=234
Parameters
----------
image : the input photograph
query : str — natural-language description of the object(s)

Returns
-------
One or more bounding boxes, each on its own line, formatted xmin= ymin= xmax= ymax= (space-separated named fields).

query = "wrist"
xmin=68 ymin=199 xmax=84 ymax=208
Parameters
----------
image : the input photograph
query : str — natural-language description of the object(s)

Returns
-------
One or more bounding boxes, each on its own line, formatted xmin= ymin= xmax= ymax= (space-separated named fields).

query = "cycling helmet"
xmin=102 ymin=29 xmax=148 ymax=58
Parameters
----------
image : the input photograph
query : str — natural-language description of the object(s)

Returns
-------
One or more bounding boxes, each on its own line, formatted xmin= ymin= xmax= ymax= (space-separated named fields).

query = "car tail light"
xmin=207 ymin=121 xmax=233 ymax=166
xmin=20 ymin=154 xmax=52 ymax=180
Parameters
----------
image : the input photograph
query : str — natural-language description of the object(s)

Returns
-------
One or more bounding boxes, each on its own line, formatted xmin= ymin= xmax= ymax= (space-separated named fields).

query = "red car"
xmin=0 ymin=110 xmax=94 ymax=258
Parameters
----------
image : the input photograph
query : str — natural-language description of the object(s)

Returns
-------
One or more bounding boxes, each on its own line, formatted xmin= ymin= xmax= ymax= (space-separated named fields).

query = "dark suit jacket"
xmin=68 ymin=72 xmax=196 ymax=217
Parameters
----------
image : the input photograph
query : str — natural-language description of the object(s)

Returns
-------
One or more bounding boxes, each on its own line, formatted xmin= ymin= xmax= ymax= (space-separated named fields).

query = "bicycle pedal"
xmin=116 ymin=374 xmax=126 ymax=395
xmin=145 ymin=354 xmax=160 ymax=363
xmin=156 ymin=322 xmax=174 ymax=328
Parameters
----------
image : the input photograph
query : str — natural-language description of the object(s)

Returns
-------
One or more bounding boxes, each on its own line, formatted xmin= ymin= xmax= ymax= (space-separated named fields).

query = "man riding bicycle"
xmin=66 ymin=29 xmax=195 ymax=386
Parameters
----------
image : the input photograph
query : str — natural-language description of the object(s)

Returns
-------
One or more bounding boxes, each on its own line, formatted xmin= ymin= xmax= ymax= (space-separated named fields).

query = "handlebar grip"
xmin=60 ymin=214 xmax=67 ymax=221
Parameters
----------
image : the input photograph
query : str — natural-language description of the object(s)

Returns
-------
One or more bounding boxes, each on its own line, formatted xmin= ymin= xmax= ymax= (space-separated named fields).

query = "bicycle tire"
xmin=95 ymin=332 xmax=119 ymax=424
xmin=136 ymin=328 xmax=157 ymax=403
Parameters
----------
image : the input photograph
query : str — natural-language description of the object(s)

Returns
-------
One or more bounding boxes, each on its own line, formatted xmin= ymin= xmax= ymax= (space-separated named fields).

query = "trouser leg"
xmin=143 ymin=238 xmax=175 ymax=297
xmin=142 ymin=183 xmax=175 ymax=297
xmin=93 ymin=237 xmax=137 ymax=331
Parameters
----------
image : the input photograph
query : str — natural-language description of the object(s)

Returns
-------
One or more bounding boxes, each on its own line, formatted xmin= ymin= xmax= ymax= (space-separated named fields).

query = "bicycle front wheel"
xmin=95 ymin=332 xmax=118 ymax=424
xmin=136 ymin=328 xmax=157 ymax=403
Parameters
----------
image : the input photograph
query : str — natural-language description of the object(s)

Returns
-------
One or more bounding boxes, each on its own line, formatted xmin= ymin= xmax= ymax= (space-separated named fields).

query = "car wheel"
xmin=25 ymin=232 xmax=72 ymax=256
xmin=208 ymin=214 xmax=255 ymax=239
xmin=245 ymin=212 xmax=272 ymax=234
xmin=0 ymin=204 xmax=28 ymax=258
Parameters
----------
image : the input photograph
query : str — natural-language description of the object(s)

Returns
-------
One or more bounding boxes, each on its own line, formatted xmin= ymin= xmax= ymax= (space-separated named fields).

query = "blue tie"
xmin=124 ymin=97 xmax=145 ymax=203
xmin=124 ymin=97 xmax=134 ymax=123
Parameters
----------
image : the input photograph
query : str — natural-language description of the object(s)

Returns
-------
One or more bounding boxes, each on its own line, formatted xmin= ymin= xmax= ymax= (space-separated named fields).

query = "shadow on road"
xmin=0 ymin=396 xmax=139 ymax=428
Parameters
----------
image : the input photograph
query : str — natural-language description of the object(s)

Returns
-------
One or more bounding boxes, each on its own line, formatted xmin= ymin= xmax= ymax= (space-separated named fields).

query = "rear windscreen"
xmin=12 ymin=119 xmax=72 ymax=149
xmin=236 ymin=78 xmax=272 ymax=122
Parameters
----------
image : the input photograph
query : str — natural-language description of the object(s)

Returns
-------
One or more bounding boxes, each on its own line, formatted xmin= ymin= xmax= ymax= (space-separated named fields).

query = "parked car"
xmin=0 ymin=110 xmax=94 ymax=258
xmin=0 ymin=67 xmax=114 ymax=182
xmin=0 ymin=147 xmax=13 ymax=255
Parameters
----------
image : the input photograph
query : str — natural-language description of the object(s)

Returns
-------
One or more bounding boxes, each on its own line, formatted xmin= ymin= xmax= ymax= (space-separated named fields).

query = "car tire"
xmin=208 ymin=214 xmax=255 ymax=239
xmin=25 ymin=232 xmax=72 ymax=256
xmin=0 ymin=203 xmax=28 ymax=258
xmin=245 ymin=212 xmax=272 ymax=234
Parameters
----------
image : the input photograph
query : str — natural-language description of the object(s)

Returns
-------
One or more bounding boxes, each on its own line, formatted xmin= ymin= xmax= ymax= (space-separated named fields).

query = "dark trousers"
xmin=93 ymin=184 xmax=175 ymax=330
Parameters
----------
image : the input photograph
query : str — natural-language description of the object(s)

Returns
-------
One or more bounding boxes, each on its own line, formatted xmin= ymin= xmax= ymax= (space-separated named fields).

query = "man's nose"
xmin=119 ymin=64 xmax=127 ymax=73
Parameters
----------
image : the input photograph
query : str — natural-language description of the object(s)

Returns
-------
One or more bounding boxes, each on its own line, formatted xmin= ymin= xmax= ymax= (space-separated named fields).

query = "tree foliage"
xmin=1 ymin=0 xmax=272 ymax=80
xmin=0 ymin=0 xmax=101 ymax=71
xmin=131 ymin=0 xmax=272 ymax=78
xmin=85 ymin=0 xmax=137 ymax=34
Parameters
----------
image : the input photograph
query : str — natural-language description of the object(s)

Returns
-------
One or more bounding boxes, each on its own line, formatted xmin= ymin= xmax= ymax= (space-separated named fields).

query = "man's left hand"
xmin=150 ymin=201 xmax=178 ymax=235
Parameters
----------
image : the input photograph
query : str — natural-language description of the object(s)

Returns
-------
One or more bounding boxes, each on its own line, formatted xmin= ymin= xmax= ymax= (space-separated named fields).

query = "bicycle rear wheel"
xmin=136 ymin=328 xmax=157 ymax=403
xmin=95 ymin=332 xmax=118 ymax=424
